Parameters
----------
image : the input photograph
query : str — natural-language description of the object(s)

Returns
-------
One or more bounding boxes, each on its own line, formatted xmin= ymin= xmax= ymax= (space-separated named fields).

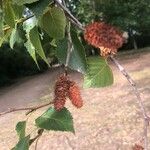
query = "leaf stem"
xmin=64 ymin=21 xmax=73 ymax=75
xmin=3 ymin=14 xmax=34 ymax=31
xmin=29 ymin=129 xmax=44 ymax=146
xmin=0 ymin=101 xmax=54 ymax=116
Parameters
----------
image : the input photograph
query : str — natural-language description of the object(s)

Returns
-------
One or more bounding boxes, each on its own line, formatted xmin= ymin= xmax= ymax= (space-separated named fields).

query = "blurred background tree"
xmin=0 ymin=0 xmax=150 ymax=86
xmin=67 ymin=0 xmax=150 ymax=49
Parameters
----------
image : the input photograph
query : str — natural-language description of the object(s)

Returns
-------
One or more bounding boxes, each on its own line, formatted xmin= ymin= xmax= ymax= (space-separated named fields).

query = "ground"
xmin=0 ymin=48 xmax=150 ymax=150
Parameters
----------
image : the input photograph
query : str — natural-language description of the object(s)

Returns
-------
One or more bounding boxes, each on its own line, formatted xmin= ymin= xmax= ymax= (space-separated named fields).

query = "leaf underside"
xmin=35 ymin=107 xmax=75 ymax=133
xmin=84 ymin=57 xmax=114 ymax=88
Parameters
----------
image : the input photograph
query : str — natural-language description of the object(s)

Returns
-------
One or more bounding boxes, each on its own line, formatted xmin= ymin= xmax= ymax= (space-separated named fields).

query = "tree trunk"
xmin=133 ymin=36 xmax=138 ymax=50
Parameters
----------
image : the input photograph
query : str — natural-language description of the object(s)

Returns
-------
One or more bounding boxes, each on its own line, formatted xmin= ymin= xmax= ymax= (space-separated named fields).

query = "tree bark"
xmin=133 ymin=35 xmax=138 ymax=50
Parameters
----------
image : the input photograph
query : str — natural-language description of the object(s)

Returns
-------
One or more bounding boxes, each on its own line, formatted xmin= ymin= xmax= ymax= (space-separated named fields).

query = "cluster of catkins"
xmin=84 ymin=22 xmax=125 ymax=57
xmin=53 ymin=74 xmax=83 ymax=111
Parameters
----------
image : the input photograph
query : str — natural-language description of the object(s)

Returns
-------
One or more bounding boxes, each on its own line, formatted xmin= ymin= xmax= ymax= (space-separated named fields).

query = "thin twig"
xmin=3 ymin=15 xmax=34 ymax=31
xmin=64 ymin=22 xmax=73 ymax=74
xmin=62 ymin=0 xmax=66 ymax=7
xmin=17 ymin=15 xmax=34 ymax=24
xmin=29 ymin=129 xmax=44 ymax=146
xmin=34 ymin=136 xmax=41 ymax=150
xmin=109 ymin=55 xmax=149 ymax=150
xmin=54 ymin=0 xmax=84 ymax=31
xmin=55 ymin=0 xmax=82 ymax=75
xmin=61 ymin=0 xmax=73 ymax=75
xmin=0 ymin=101 xmax=53 ymax=116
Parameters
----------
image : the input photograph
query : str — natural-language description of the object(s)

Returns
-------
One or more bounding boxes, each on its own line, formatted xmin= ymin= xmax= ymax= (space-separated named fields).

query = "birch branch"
xmin=109 ymin=55 xmax=149 ymax=150
xmin=54 ymin=0 xmax=84 ymax=31
xmin=0 ymin=101 xmax=53 ymax=116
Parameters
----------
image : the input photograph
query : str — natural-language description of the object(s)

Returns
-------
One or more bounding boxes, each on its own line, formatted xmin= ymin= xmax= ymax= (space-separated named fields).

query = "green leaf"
xmin=16 ymin=121 xmax=26 ymax=140
xmin=9 ymin=28 xmax=16 ymax=49
xmin=23 ymin=17 xmax=39 ymax=67
xmin=83 ymin=57 xmax=114 ymax=88
xmin=9 ymin=25 xmax=22 ymax=49
xmin=35 ymin=107 xmax=75 ymax=133
xmin=0 ymin=8 xmax=3 ymax=38
xmin=39 ymin=7 xmax=66 ymax=39
xmin=70 ymin=29 xmax=87 ymax=73
xmin=12 ymin=0 xmax=39 ymax=5
xmin=0 ymin=29 xmax=12 ymax=47
xmin=26 ymin=0 xmax=51 ymax=18
xmin=24 ymin=36 xmax=39 ymax=68
xmin=12 ymin=135 xmax=30 ymax=150
xmin=3 ymin=0 xmax=16 ymax=28
xmin=29 ymin=26 xmax=49 ymax=66
xmin=56 ymin=38 xmax=68 ymax=63
xmin=12 ymin=4 xmax=24 ymax=19
xmin=56 ymin=30 xmax=87 ymax=74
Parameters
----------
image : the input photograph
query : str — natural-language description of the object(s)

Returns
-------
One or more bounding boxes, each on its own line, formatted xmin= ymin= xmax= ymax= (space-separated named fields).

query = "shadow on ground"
xmin=0 ymin=50 xmax=150 ymax=150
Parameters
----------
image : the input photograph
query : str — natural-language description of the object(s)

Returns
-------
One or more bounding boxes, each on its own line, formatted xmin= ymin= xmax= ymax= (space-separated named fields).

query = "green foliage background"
xmin=0 ymin=0 xmax=149 ymax=149
xmin=0 ymin=0 xmax=150 ymax=86
xmin=0 ymin=44 xmax=48 ymax=86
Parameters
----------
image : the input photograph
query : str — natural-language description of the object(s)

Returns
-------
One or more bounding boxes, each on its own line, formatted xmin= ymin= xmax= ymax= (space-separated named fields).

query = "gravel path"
xmin=0 ymin=51 xmax=150 ymax=150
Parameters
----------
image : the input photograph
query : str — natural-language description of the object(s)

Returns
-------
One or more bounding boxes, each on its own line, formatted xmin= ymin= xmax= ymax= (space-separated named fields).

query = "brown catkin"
xmin=54 ymin=74 xmax=70 ymax=111
xmin=54 ymin=98 xmax=66 ymax=111
xmin=68 ymin=81 xmax=83 ymax=108
xmin=84 ymin=22 xmax=125 ymax=56
xmin=53 ymin=74 xmax=83 ymax=110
